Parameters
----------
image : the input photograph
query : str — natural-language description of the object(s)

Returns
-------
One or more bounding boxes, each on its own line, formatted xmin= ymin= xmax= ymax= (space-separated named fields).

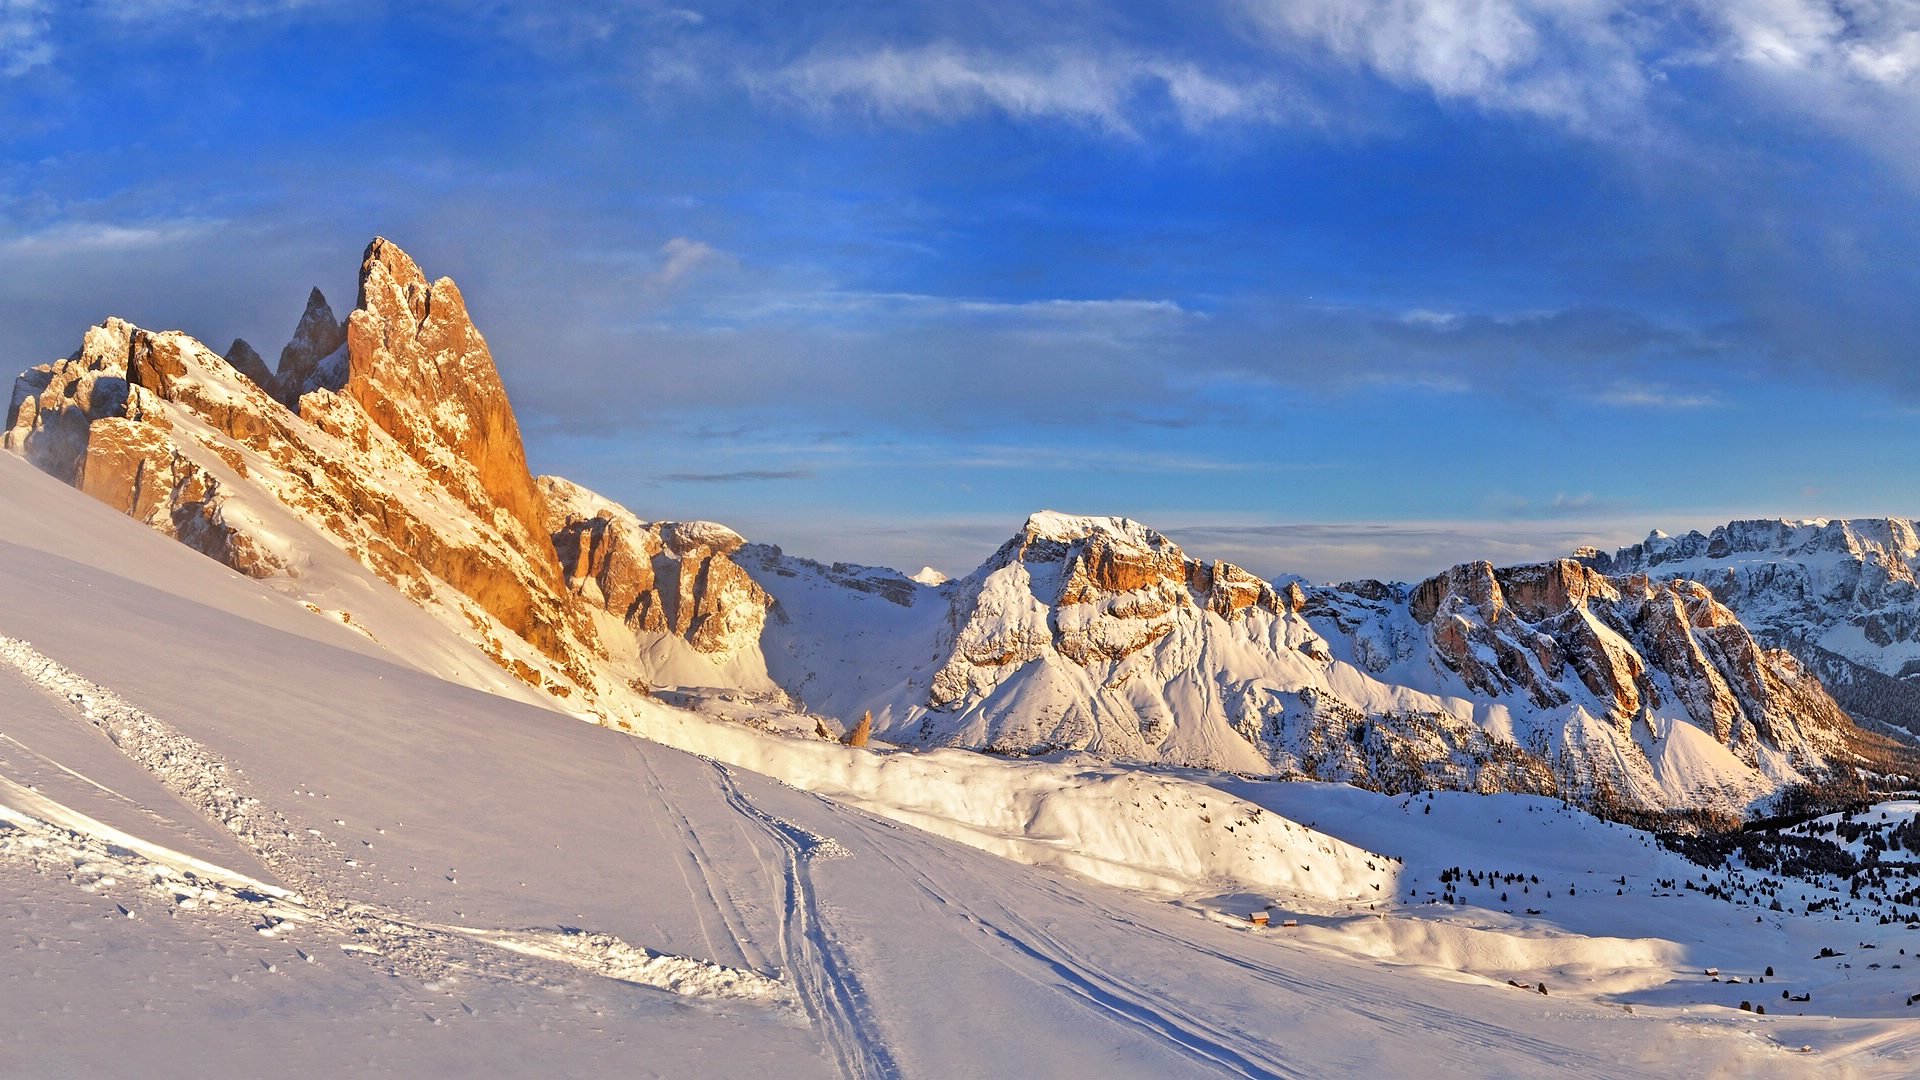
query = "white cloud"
xmin=763 ymin=44 xmax=1302 ymax=135
xmin=1595 ymin=382 xmax=1718 ymax=408
xmin=1232 ymin=0 xmax=1654 ymax=129
xmin=0 ymin=218 xmax=222 ymax=255
xmin=641 ymin=237 xmax=732 ymax=292
xmin=2 ymin=0 xmax=335 ymax=78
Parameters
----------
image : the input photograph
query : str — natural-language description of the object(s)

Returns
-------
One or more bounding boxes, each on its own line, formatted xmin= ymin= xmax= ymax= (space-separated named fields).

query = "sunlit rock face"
xmin=2 ymin=236 xmax=795 ymax=703
xmin=541 ymin=476 xmax=772 ymax=666
xmin=4 ymin=240 xmax=607 ymax=697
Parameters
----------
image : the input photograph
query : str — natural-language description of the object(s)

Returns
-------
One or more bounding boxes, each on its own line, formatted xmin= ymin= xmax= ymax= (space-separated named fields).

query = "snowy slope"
xmin=12 ymin=441 xmax=1903 ymax=1076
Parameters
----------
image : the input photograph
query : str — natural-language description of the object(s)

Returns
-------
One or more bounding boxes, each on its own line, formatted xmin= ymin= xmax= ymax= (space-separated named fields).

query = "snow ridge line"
xmin=0 ymin=635 xmax=786 ymax=1003
xmin=0 ymin=636 xmax=326 ymax=889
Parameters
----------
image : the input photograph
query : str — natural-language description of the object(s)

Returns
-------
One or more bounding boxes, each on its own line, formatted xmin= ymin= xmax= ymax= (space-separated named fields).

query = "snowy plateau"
xmin=4 ymin=238 xmax=1920 ymax=1077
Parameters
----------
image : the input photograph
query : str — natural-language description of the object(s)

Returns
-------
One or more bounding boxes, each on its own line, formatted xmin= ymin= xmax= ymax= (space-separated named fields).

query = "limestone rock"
xmin=926 ymin=512 xmax=1329 ymax=713
xmin=334 ymin=238 xmax=555 ymax=576
xmin=540 ymin=475 xmax=772 ymax=666
xmin=790 ymin=509 xmax=1881 ymax=818
xmin=4 ymin=241 xmax=606 ymax=697
xmin=1588 ymin=518 xmax=1920 ymax=738
xmin=841 ymin=711 xmax=872 ymax=748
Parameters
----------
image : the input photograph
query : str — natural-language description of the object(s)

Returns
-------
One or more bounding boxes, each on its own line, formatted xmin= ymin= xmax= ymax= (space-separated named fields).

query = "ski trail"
xmin=708 ymin=762 xmax=898 ymax=1080
xmin=850 ymin=808 xmax=1663 ymax=1080
xmin=0 ymin=731 xmax=130 ymax=801
xmin=859 ymin=838 xmax=1302 ymax=1080
xmin=0 ymin=635 xmax=784 ymax=1004
xmin=964 ymin=912 xmax=1304 ymax=1080
xmin=625 ymin=737 xmax=775 ymax=977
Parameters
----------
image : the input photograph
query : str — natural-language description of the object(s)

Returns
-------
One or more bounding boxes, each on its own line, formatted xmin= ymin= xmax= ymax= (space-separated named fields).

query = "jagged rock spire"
xmin=336 ymin=236 xmax=557 ymax=580
xmin=274 ymin=286 xmax=345 ymax=406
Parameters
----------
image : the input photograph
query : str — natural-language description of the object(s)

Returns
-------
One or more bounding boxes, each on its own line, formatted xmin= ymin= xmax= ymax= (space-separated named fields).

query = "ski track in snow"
xmin=0 ymin=635 xmax=784 ymax=1005
xmin=626 ymin=738 xmax=778 ymax=979
xmin=707 ymin=761 xmax=899 ymax=1080
xmin=860 ymin=833 xmax=1313 ymax=1079
xmin=831 ymin=798 xmax=1684 ymax=1080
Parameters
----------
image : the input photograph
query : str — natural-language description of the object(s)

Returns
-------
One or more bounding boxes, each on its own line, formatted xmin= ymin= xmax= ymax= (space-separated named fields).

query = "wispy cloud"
xmin=1595 ymin=382 xmax=1718 ymax=409
xmin=3 ymin=0 xmax=334 ymax=77
xmin=0 ymin=0 xmax=50 ymax=76
xmin=762 ymin=44 xmax=1306 ymax=136
xmin=640 ymin=237 xmax=733 ymax=293
xmin=0 ymin=218 xmax=224 ymax=255
xmin=659 ymin=469 xmax=814 ymax=484
xmin=1157 ymin=515 xmax=1659 ymax=584
xmin=1478 ymin=490 xmax=1618 ymax=520
xmin=1232 ymin=0 xmax=1655 ymax=131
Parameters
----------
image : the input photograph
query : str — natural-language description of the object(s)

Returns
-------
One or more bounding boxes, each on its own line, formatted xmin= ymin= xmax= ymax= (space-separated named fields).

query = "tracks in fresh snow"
xmin=707 ymin=762 xmax=897 ymax=1080
xmin=0 ymin=636 xmax=783 ymax=1004
xmin=843 ymin=808 xmax=1664 ymax=1080
xmin=863 ymin=837 xmax=1305 ymax=1080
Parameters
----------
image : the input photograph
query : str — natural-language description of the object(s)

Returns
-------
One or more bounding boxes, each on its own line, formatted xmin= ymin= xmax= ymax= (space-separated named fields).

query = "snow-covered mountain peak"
xmin=739 ymin=513 xmax=1894 ymax=817
xmin=1616 ymin=517 xmax=1920 ymax=570
xmin=1018 ymin=510 xmax=1163 ymax=551
xmin=660 ymin=520 xmax=747 ymax=558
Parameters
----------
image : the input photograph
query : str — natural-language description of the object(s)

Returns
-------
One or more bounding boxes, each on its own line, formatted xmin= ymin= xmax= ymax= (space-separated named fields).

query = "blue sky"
xmin=4 ymin=1 xmax=1920 ymax=582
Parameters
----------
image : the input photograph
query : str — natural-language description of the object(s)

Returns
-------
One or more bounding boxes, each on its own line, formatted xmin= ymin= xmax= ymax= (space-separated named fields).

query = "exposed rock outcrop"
xmin=223 ymin=338 xmax=274 ymax=389
xmin=540 ymin=476 xmax=772 ymax=666
xmin=1406 ymin=557 xmax=1849 ymax=762
xmin=330 ymin=240 xmax=555 ymax=565
xmin=273 ymin=287 xmax=346 ymax=406
xmin=925 ymin=512 xmax=1302 ymax=712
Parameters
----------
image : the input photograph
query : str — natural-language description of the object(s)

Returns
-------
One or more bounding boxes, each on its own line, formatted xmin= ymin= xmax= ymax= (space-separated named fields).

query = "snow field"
xmin=606 ymin=697 xmax=1398 ymax=902
xmin=0 ymin=635 xmax=788 ymax=1004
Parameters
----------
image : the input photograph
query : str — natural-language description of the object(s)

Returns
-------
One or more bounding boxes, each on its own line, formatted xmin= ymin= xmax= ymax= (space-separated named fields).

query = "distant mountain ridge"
xmin=1579 ymin=518 xmax=1920 ymax=739
xmin=6 ymin=238 xmax=1912 ymax=824
xmin=742 ymin=511 xmax=1900 ymax=820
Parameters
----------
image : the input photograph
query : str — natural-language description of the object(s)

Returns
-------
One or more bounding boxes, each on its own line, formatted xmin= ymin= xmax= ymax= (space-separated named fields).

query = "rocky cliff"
xmin=1582 ymin=519 xmax=1920 ymax=737
xmin=540 ymin=475 xmax=773 ymax=682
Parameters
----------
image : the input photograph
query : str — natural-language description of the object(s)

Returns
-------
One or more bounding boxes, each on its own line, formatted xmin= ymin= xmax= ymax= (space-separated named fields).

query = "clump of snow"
xmin=468 ymin=927 xmax=788 ymax=1002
